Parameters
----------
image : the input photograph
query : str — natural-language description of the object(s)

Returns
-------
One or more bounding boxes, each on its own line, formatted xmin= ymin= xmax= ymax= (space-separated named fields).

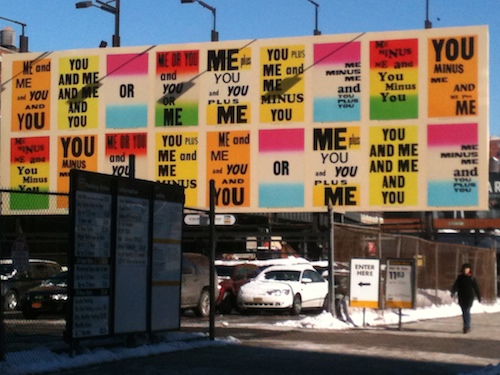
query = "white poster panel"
xmin=151 ymin=200 xmax=183 ymax=331
xmin=385 ymin=259 xmax=415 ymax=309
xmin=71 ymin=181 xmax=112 ymax=339
xmin=349 ymin=258 xmax=380 ymax=308
xmin=113 ymin=191 xmax=149 ymax=334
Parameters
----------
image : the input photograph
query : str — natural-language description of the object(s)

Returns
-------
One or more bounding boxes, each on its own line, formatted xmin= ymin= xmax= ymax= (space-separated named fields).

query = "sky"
xmin=0 ymin=0 xmax=499 ymax=136
xmin=1 ymin=295 xmax=500 ymax=375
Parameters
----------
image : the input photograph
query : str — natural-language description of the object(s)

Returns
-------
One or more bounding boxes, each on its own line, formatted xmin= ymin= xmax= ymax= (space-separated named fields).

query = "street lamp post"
xmin=75 ymin=0 xmax=120 ymax=47
xmin=425 ymin=0 xmax=432 ymax=29
xmin=0 ymin=16 xmax=28 ymax=52
xmin=181 ymin=0 xmax=218 ymax=42
xmin=307 ymin=0 xmax=321 ymax=36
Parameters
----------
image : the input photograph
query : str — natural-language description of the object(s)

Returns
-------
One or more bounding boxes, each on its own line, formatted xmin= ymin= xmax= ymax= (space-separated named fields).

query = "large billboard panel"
xmin=0 ymin=26 xmax=489 ymax=213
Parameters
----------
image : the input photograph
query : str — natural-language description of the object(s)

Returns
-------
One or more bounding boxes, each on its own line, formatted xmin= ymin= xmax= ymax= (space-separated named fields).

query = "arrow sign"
xmin=349 ymin=258 xmax=380 ymax=309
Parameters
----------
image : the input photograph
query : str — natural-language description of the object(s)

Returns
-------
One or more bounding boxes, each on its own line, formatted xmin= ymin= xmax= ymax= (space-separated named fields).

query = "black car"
xmin=1 ymin=259 xmax=63 ymax=311
xmin=20 ymin=271 xmax=68 ymax=319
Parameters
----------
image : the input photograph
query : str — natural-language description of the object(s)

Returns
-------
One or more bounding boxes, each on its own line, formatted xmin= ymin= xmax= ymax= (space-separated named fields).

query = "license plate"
xmin=31 ymin=302 xmax=42 ymax=309
xmin=253 ymin=297 xmax=263 ymax=303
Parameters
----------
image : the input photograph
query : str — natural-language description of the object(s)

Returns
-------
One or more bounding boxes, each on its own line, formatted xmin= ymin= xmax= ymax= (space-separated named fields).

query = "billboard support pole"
xmin=328 ymin=205 xmax=336 ymax=317
xmin=128 ymin=154 xmax=135 ymax=179
xmin=209 ymin=179 xmax=216 ymax=340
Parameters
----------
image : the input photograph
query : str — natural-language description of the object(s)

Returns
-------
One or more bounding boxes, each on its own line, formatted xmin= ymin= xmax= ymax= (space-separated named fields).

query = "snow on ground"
xmin=2 ymin=296 xmax=500 ymax=375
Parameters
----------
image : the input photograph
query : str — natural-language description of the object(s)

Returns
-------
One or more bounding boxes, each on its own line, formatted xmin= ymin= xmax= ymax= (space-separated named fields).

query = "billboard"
xmin=0 ymin=25 xmax=489 ymax=214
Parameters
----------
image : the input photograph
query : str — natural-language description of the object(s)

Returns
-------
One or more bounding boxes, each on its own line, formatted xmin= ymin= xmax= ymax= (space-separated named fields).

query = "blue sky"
xmin=1 ymin=0 xmax=499 ymax=135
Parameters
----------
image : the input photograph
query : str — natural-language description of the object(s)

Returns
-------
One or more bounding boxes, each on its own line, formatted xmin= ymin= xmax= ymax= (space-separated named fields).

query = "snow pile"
xmin=0 ymin=333 xmax=239 ymax=375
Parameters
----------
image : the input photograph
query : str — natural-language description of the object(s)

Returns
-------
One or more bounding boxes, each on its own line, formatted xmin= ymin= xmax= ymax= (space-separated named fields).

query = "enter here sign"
xmin=349 ymin=258 xmax=380 ymax=308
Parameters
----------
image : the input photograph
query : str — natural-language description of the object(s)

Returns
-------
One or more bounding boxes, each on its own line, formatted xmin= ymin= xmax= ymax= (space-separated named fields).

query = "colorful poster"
xmin=57 ymin=56 xmax=100 ymax=130
xmin=0 ymin=26 xmax=489 ymax=214
xmin=311 ymin=126 xmax=361 ymax=208
xmin=428 ymin=35 xmax=478 ymax=117
xmin=206 ymin=47 xmax=252 ymax=125
xmin=260 ymin=45 xmax=305 ymax=123
xmin=258 ymin=128 xmax=304 ymax=208
xmin=106 ymin=54 xmax=148 ymax=129
xmin=156 ymin=132 xmax=198 ymax=207
xmin=57 ymin=135 xmax=98 ymax=206
xmin=10 ymin=137 xmax=50 ymax=209
xmin=427 ymin=123 xmax=479 ymax=206
xmin=313 ymin=42 xmax=361 ymax=122
xmin=11 ymin=59 xmax=51 ymax=132
xmin=207 ymin=131 xmax=250 ymax=208
xmin=370 ymin=39 xmax=418 ymax=120
xmin=369 ymin=126 xmax=419 ymax=206
xmin=155 ymin=50 xmax=199 ymax=126
xmin=105 ymin=132 xmax=148 ymax=178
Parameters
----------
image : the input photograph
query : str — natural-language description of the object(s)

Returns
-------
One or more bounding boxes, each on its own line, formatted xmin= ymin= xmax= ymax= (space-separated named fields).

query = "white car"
xmin=237 ymin=264 xmax=328 ymax=315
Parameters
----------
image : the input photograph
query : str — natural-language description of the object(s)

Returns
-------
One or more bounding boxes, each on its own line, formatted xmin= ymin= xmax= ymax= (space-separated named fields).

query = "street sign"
xmin=349 ymin=258 xmax=380 ymax=308
xmin=385 ymin=259 xmax=416 ymax=309
xmin=184 ymin=214 xmax=236 ymax=226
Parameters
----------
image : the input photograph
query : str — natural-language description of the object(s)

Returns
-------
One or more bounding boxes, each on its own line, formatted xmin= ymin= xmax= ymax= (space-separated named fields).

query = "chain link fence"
xmin=329 ymin=224 xmax=497 ymax=305
xmin=0 ymin=189 xmax=497 ymax=358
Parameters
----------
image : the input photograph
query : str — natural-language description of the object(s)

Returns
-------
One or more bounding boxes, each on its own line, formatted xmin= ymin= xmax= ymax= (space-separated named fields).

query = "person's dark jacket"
xmin=451 ymin=273 xmax=482 ymax=307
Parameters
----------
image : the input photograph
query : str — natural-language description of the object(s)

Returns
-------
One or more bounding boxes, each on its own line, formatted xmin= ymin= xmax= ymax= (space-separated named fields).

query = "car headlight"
xmin=50 ymin=294 xmax=68 ymax=301
xmin=266 ymin=289 xmax=290 ymax=296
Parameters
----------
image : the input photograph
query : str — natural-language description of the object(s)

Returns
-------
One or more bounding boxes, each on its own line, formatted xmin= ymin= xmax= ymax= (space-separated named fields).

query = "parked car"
xmin=181 ymin=253 xmax=219 ymax=317
xmin=19 ymin=271 xmax=68 ymax=319
xmin=216 ymin=263 xmax=261 ymax=314
xmin=237 ymin=263 xmax=328 ymax=315
xmin=1 ymin=259 xmax=63 ymax=311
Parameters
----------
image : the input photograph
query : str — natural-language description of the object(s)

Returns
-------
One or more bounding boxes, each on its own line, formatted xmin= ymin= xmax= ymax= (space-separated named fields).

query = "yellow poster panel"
xmin=156 ymin=132 xmax=198 ymax=207
xmin=386 ymin=300 xmax=413 ymax=309
xmin=207 ymin=131 xmax=250 ymax=208
xmin=369 ymin=126 xmax=419 ymax=206
xmin=311 ymin=126 xmax=362 ymax=208
xmin=260 ymin=45 xmax=305 ymax=123
xmin=206 ymin=47 xmax=252 ymax=125
xmin=11 ymin=59 xmax=52 ymax=132
xmin=57 ymin=135 xmax=98 ymax=207
xmin=57 ymin=56 xmax=100 ymax=129
xmin=313 ymin=183 xmax=360 ymax=208
xmin=350 ymin=300 xmax=379 ymax=308
xmin=428 ymin=35 xmax=478 ymax=117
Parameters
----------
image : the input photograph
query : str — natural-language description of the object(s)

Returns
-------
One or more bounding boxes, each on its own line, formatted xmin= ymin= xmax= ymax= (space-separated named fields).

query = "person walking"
xmin=451 ymin=263 xmax=482 ymax=334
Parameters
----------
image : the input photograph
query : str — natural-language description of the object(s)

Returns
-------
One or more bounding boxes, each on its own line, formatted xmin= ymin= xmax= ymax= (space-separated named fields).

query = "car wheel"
xmin=291 ymin=294 xmax=302 ymax=315
xmin=4 ymin=290 xmax=19 ymax=311
xmin=195 ymin=289 xmax=211 ymax=317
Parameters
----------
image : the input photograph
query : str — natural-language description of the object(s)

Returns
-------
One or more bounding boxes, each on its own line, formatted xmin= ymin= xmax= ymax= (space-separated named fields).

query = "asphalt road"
xmin=44 ymin=311 xmax=500 ymax=375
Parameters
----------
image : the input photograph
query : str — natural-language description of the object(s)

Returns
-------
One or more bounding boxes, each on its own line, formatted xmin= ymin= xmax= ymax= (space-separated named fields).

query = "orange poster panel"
xmin=11 ymin=59 xmax=51 ymax=132
xmin=428 ymin=35 xmax=478 ymax=117
xmin=206 ymin=131 xmax=250 ymax=208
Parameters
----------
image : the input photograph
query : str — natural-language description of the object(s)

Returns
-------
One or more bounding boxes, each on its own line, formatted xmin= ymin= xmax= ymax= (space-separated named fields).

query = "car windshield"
xmin=264 ymin=270 xmax=301 ymax=282
xmin=216 ymin=265 xmax=234 ymax=278
xmin=41 ymin=273 xmax=67 ymax=288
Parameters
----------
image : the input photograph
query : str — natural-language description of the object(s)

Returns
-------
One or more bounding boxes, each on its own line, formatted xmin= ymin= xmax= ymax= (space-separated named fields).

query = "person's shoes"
xmin=463 ymin=327 xmax=471 ymax=334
